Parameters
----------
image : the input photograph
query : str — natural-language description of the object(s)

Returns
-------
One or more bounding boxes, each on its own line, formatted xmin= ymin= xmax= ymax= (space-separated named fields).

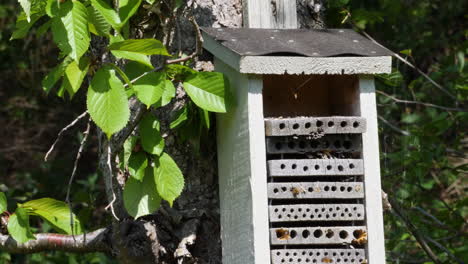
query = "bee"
xmin=275 ymin=228 xmax=291 ymax=240
xmin=321 ymin=257 xmax=333 ymax=263
xmin=291 ymin=186 xmax=305 ymax=197
xmin=352 ymin=229 xmax=368 ymax=246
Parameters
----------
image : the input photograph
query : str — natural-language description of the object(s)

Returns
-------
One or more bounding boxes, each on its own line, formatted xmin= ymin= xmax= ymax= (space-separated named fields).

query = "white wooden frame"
xmin=215 ymin=58 xmax=271 ymax=264
xmin=359 ymin=76 xmax=387 ymax=263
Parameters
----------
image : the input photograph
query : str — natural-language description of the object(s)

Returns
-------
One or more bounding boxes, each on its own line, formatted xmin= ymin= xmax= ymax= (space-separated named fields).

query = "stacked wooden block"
xmin=265 ymin=117 xmax=368 ymax=264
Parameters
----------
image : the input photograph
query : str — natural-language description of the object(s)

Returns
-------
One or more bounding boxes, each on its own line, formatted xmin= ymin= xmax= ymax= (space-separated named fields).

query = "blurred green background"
xmin=0 ymin=0 xmax=466 ymax=263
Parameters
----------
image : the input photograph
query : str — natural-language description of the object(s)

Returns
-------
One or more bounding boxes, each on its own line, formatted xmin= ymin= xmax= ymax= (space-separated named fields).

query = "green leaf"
xmin=124 ymin=61 xmax=165 ymax=107
xmin=159 ymin=80 xmax=176 ymax=106
xmin=0 ymin=192 xmax=7 ymax=214
xmin=46 ymin=0 xmax=59 ymax=17
xmin=87 ymin=5 xmax=111 ymax=36
xmin=51 ymin=0 xmax=90 ymax=61
xmin=154 ymin=153 xmax=184 ymax=206
xmin=140 ymin=113 xmax=164 ymax=155
xmin=119 ymin=0 xmax=142 ymax=26
xmin=170 ymin=106 xmax=188 ymax=129
xmin=165 ymin=64 xmax=196 ymax=81
xmin=42 ymin=57 xmax=72 ymax=94
xmin=121 ymin=135 xmax=138 ymax=169
xmin=7 ymin=208 xmax=35 ymax=243
xmin=10 ymin=10 xmax=44 ymax=40
xmin=110 ymin=35 xmax=153 ymax=68
xmin=124 ymin=167 xmax=161 ymax=219
xmin=199 ymin=108 xmax=210 ymax=130
xmin=106 ymin=62 xmax=133 ymax=90
xmin=87 ymin=66 xmax=130 ymax=138
xmin=62 ymin=56 xmax=90 ymax=97
xmin=21 ymin=198 xmax=82 ymax=235
xmin=400 ymin=49 xmax=412 ymax=56
xmin=36 ymin=19 xmax=51 ymax=37
xmin=90 ymin=0 xmax=121 ymax=30
xmin=128 ymin=152 xmax=148 ymax=181
xmin=18 ymin=0 xmax=32 ymax=21
xmin=183 ymin=72 xmax=230 ymax=113
xmin=401 ymin=113 xmax=421 ymax=124
xmin=108 ymin=39 xmax=170 ymax=56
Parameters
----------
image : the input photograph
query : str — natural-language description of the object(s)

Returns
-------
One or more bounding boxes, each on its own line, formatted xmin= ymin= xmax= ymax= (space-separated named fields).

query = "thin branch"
xmin=0 ymin=228 xmax=109 ymax=254
xmin=412 ymin=206 xmax=452 ymax=230
xmin=65 ymin=119 xmax=92 ymax=242
xmin=378 ymin=115 xmax=411 ymax=136
xmin=377 ymin=90 xmax=467 ymax=112
xmin=44 ymin=112 xmax=88 ymax=162
xmin=104 ymin=144 xmax=120 ymax=221
xmin=350 ymin=19 xmax=458 ymax=101
xmin=387 ymin=194 xmax=443 ymax=264
xmin=424 ymin=236 xmax=466 ymax=264
xmin=166 ymin=15 xmax=203 ymax=64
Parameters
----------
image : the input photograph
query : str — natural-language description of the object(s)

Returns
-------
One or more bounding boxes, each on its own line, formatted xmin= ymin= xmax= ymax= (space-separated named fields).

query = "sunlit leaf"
xmin=21 ymin=198 xmax=82 ymax=235
xmin=119 ymin=0 xmax=142 ymax=26
xmin=124 ymin=61 xmax=165 ymax=107
xmin=140 ymin=113 xmax=164 ymax=155
xmin=183 ymin=72 xmax=230 ymax=113
xmin=90 ymin=0 xmax=121 ymax=30
xmin=62 ymin=56 xmax=90 ymax=97
xmin=154 ymin=153 xmax=184 ymax=207
xmin=7 ymin=208 xmax=35 ymax=243
xmin=18 ymin=0 xmax=32 ymax=21
xmin=51 ymin=0 xmax=90 ymax=61
xmin=87 ymin=5 xmax=111 ymax=36
xmin=124 ymin=168 xmax=161 ymax=219
xmin=108 ymin=39 xmax=170 ymax=56
xmin=110 ymin=35 xmax=153 ymax=68
xmin=87 ymin=66 xmax=130 ymax=138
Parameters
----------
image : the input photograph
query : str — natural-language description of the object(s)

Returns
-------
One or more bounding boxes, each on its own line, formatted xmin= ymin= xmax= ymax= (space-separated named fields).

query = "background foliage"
xmin=0 ymin=0 xmax=466 ymax=263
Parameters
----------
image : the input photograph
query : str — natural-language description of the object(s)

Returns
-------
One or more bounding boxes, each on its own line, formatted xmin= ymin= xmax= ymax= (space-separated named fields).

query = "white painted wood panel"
xmin=273 ymin=0 xmax=298 ymax=28
xmin=242 ymin=0 xmax=274 ymax=28
xmin=359 ymin=76 xmax=386 ymax=264
xmin=215 ymin=58 xmax=270 ymax=264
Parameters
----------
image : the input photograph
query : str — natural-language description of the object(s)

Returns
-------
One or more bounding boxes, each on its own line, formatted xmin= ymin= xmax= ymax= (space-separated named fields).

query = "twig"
xmin=44 ymin=112 xmax=88 ymax=162
xmin=166 ymin=15 xmax=203 ymax=64
xmin=424 ymin=235 xmax=465 ymax=264
xmin=387 ymin=194 xmax=443 ymax=264
xmin=377 ymin=90 xmax=467 ymax=112
xmin=350 ymin=20 xmax=458 ymax=101
xmin=412 ymin=206 xmax=452 ymax=230
xmin=104 ymin=144 xmax=120 ymax=221
xmin=122 ymin=16 xmax=203 ymax=88
xmin=0 ymin=228 xmax=109 ymax=254
xmin=65 ymin=119 xmax=91 ymax=242
xmin=378 ymin=115 xmax=411 ymax=136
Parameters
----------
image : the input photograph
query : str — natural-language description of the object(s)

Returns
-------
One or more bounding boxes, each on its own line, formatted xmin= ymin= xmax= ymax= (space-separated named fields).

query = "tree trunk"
xmin=94 ymin=1 xmax=321 ymax=263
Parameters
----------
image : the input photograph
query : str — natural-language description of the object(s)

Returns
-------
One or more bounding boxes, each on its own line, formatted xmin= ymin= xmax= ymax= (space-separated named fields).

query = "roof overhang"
xmin=201 ymin=28 xmax=392 ymax=75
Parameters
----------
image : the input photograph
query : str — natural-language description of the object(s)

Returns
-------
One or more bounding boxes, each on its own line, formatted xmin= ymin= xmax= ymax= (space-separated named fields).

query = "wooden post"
xmin=359 ymin=77 xmax=387 ymax=263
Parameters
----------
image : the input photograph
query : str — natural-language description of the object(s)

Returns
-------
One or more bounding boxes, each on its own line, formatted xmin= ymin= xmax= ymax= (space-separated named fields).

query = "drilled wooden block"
xmin=270 ymin=226 xmax=367 ymax=245
xmin=265 ymin=117 xmax=366 ymax=136
xmin=266 ymin=135 xmax=362 ymax=154
xmin=271 ymin=249 xmax=367 ymax=264
xmin=268 ymin=182 xmax=364 ymax=199
xmin=268 ymin=159 xmax=364 ymax=176
xmin=269 ymin=204 xmax=365 ymax=222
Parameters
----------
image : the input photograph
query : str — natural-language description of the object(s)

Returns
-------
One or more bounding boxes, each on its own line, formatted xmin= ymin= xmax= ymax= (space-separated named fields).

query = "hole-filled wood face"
xmin=262 ymin=74 xmax=360 ymax=117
